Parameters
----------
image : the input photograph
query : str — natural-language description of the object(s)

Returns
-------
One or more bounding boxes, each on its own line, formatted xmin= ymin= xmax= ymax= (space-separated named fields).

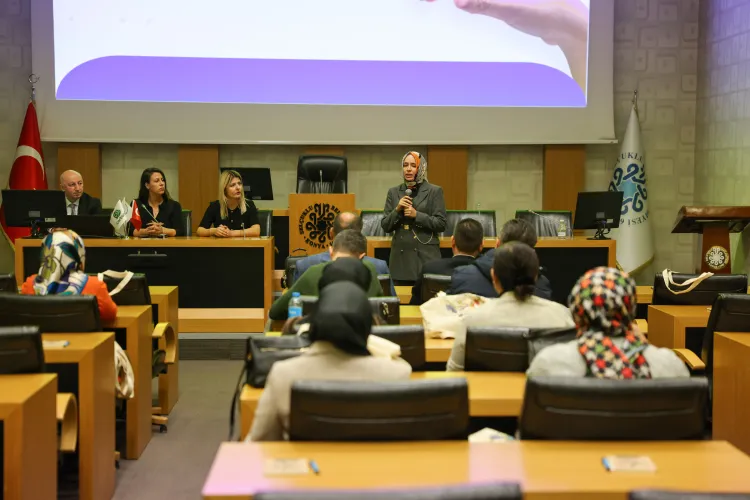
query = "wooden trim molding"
xmin=542 ymin=145 xmax=585 ymax=217
xmin=178 ymin=145 xmax=219 ymax=232
xmin=427 ymin=146 xmax=468 ymax=210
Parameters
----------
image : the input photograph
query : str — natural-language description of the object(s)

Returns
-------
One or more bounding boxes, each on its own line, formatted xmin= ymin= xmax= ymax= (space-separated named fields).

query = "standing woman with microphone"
xmin=381 ymin=151 xmax=447 ymax=285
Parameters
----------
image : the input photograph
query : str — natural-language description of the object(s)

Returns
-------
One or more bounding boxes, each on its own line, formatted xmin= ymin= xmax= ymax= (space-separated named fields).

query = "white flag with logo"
xmin=110 ymin=199 xmax=131 ymax=236
xmin=609 ymin=102 xmax=654 ymax=273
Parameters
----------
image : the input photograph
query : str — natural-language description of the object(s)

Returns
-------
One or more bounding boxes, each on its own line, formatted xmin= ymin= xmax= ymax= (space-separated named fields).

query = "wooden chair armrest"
xmin=153 ymin=322 xmax=176 ymax=364
xmin=56 ymin=393 xmax=78 ymax=453
xmin=672 ymin=348 xmax=705 ymax=371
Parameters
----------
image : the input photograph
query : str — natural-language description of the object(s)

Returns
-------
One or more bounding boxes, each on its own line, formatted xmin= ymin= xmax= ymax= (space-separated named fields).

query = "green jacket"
xmin=269 ymin=260 xmax=383 ymax=320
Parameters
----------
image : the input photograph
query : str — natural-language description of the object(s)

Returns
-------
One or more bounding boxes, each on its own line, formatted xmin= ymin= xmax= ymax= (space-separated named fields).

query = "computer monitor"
xmin=61 ymin=214 xmax=115 ymax=238
xmin=573 ymin=191 xmax=624 ymax=240
xmin=2 ymin=190 xmax=66 ymax=237
xmin=220 ymin=168 xmax=274 ymax=201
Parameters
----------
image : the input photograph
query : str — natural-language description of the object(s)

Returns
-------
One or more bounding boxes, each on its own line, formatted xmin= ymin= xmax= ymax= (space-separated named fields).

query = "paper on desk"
xmin=468 ymin=427 xmax=514 ymax=443
xmin=602 ymin=455 xmax=656 ymax=472
xmin=264 ymin=458 xmax=310 ymax=476
xmin=43 ymin=340 xmax=69 ymax=349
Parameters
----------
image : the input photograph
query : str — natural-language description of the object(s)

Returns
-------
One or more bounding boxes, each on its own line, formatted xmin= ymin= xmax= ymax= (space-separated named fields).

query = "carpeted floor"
xmin=113 ymin=360 xmax=244 ymax=500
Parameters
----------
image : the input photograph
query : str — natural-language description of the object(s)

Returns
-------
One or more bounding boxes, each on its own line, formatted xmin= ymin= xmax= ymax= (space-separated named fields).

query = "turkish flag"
xmin=0 ymin=102 xmax=48 ymax=244
xmin=131 ymin=200 xmax=142 ymax=231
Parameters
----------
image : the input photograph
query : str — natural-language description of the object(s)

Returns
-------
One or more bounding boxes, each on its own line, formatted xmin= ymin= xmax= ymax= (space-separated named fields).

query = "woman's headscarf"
xmin=33 ymin=230 xmax=88 ymax=296
xmin=308 ymin=281 xmax=372 ymax=356
xmin=401 ymin=151 xmax=428 ymax=188
xmin=318 ymin=257 xmax=371 ymax=293
xmin=568 ymin=266 xmax=651 ymax=379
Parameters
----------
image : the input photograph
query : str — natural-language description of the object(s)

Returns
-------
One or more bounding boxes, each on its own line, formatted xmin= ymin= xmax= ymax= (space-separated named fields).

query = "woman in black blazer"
xmin=381 ymin=151 xmax=447 ymax=284
xmin=132 ymin=167 xmax=184 ymax=237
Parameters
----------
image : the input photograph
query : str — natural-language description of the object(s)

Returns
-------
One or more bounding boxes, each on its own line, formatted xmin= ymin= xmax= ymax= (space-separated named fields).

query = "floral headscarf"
xmin=568 ymin=266 xmax=651 ymax=379
xmin=401 ymin=151 xmax=428 ymax=188
xmin=33 ymin=230 xmax=88 ymax=296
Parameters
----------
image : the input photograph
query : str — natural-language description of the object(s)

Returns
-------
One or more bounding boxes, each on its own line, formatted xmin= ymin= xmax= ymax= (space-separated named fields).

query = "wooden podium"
xmin=289 ymin=194 xmax=356 ymax=255
xmin=672 ymin=206 xmax=750 ymax=273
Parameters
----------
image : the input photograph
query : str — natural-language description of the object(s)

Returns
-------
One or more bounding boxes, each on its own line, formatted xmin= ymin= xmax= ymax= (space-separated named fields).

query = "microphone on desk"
xmin=241 ymin=222 xmax=246 ymax=240
xmin=319 ymin=169 xmax=324 ymax=194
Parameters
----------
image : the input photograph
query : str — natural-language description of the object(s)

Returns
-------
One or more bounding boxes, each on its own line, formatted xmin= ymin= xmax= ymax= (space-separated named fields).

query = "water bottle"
xmin=288 ymin=292 xmax=303 ymax=319
xmin=557 ymin=219 xmax=568 ymax=239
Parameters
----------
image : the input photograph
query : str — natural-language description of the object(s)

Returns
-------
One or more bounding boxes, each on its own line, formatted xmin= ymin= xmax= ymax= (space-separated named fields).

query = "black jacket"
xmin=410 ymin=254 xmax=476 ymax=305
xmin=76 ymin=192 xmax=102 ymax=215
xmin=448 ymin=248 xmax=553 ymax=300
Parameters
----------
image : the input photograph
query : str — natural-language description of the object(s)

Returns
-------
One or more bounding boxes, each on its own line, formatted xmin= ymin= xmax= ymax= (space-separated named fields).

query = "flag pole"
xmin=28 ymin=74 xmax=39 ymax=104
xmin=632 ymin=89 xmax=638 ymax=113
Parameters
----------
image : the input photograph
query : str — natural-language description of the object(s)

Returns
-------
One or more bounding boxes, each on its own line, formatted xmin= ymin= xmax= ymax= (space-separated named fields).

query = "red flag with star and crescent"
xmin=0 ymin=102 xmax=48 ymax=244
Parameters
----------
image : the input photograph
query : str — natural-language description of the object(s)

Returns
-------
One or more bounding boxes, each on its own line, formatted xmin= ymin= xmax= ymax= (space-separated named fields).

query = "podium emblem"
xmin=298 ymin=203 xmax=341 ymax=250
xmin=705 ymin=245 xmax=729 ymax=271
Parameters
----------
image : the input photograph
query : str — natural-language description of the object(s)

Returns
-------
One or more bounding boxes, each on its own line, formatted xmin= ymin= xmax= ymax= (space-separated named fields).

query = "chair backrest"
xmin=377 ymin=274 xmax=392 ymax=296
xmin=371 ymin=325 xmax=426 ymax=370
xmin=283 ymin=249 xmax=309 ymax=288
xmin=653 ymin=273 xmax=748 ymax=306
xmin=182 ymin=209 xmax=192 ymax=236
xmin=514 ymin=210 xmax=572 ymax=237
xmin=361 ymin=210 xmax=388 ymax=236
xmin=296 ymin=155 xmax=348 ymax=194
xmin=0 ymin=326 xmax=44 ymax=374
xmin=0 ymin=295 xmax=102 ymax=332
xmin=524 ymin=326 xmax=579 ymax=363
xmin=255 ymin=484 xmax=523 ymax=500
xmin=289 ymin=378 xmax=469 ymax=441
xmin=421 ymin=274 xmax=452 ymax=303
xmin=0 ymin=274 xmax=17 ymax=294
xmin=703 ymin=293 xmax=750 ymax=374
xmin=465 ymin=327 xmax=530 ymax=372
xmin=301 ymin=296 xmax=400 ymax=325
xmin=443 ymin=211 xmax=497 ymax=238
xmin=629 ymin=491 xmax=750 ymax=500
xmin=257 ymin=210 xmax=273 ymax=237
xmin=519 ymin=376 xmax=709 ymax=440
xmin=101 ymin=273 xmax=151 ymax=306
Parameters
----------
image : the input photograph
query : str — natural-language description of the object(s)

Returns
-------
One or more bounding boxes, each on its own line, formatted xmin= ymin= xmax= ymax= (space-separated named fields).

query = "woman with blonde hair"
xmin=197 ymin=169 xmax=261 ymax=237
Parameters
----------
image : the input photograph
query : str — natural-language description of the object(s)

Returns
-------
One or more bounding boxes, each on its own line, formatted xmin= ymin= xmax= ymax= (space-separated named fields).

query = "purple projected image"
xmin=56 ymin=56 xmax=586 ymax=107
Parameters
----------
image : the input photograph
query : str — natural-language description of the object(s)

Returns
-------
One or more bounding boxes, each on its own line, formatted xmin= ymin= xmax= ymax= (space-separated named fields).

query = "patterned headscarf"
xmin=568 ymin=266 xmax=651 ymax=379
xmin=33 ymin=230 xmax=88 ymax=296
xmin=401 ymin=151 xmax=428 ymax=188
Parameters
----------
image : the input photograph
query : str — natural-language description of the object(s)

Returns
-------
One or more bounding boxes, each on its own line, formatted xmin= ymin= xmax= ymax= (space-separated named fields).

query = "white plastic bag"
xmin=420 ymin=292 xmax=487 ymax=339
xmin=661 ymin=269 xmax=714 ymax=295
xmin=114 ymin=342 xmax=134 ymax=400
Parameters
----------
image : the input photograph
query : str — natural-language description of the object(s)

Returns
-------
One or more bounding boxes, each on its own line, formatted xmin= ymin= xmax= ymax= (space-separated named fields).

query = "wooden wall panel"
xmin=178 ymin=145 xmax=219 ymax=232
xmin=426 ymin=146 xmax=468 ymax=210
xmin=57 ymin=144 xmax=102 ymax=199
xmin=542 ymin=145 xmax=586 ymax=217
xmin=303 ymin=147 xmax=345 ymax=156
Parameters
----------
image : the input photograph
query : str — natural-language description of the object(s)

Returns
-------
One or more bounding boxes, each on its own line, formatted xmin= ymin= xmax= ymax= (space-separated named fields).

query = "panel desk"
xmin=0 ymin=374 xmax=58 ymax=500
xmin=713 ymin=332 xmax=750 ymax=457
xmin=239 ymin=372 xmax=526 ymax=440
xmin=15 ymin=236 xmax=274 ymax=332
xmin=203 ymin=441 xmax=750 ymax=500
xmin=367 ymin=236 xmax=616 ymax=304
xmin=43 ymin=333 xmax=115 ymax=500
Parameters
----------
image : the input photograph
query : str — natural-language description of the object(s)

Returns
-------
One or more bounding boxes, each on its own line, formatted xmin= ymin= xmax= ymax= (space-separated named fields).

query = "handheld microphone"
xmin=405 ymin=188 xmax=413 ymax=197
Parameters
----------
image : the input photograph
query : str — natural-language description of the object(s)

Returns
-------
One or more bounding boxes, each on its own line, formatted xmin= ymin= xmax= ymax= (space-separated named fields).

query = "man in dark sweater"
xmin=448 ymin=218 xmax=552 ymax=300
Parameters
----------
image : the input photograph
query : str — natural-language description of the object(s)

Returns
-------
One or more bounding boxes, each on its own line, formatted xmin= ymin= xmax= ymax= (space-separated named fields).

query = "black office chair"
xmin=524 ymin=327 xmax=579 ymax=363
xmin=301 ymin=296 xmax=400 ymax=325
xmin=515 ymin=210 xmax=572 ymax=238
xmin=0 ymin=326 xmax=44 ymax=374
xmin=652 ymin=273 xmax=748 ymax=306
xmin=371 ymin=325 xmax=426 ymax=370
xmin=289 ymin=378 xmax=469 ymax=441
xmin=257 ymin=210 xmax=273 ymax=237
xmin=421 ymin=274 xmax=452 ymax=303
xmin=518 ymin=376 xmax=709 ymax=440
xmin=0 ymin=274 xmax=17 ymax=293
xmin=0 ymin=295 xmax=101 ymax=332
xmin=443 ymin=211 xmax=497 ymax=238
xmin=255 ymin=484 xmax=523 ymax=500
xmin=361 ymin=210 xmax=388 ymax=236
xmin=630 ymin=491 xmax=750 ymax=500
xmin=282 ymin=249 xmax=309 ymax=289
xmin=296 ymin=155 xmax=348 ymax=194
xmin=181 ymin=209 xmax=192 ymax=237
xmin=377 ymin=274 xmax=392 ymax=296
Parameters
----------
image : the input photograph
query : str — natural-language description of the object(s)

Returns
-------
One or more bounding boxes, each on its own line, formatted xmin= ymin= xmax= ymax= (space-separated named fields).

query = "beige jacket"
xmin=248 ymin=341 xmax=412 ymax=441
xmin=447 ymin=293 xmax=576 ymax=371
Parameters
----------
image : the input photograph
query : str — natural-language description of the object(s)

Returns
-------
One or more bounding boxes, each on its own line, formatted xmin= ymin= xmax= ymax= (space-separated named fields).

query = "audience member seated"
xmin=270 ymin=230 xmax=383 ymax=320
xmin=410 ymin=218 xmax=483 ymax=305
xmin=293 ymin=212 xmax=394 ymax=295
xmin=60 ymin=169 xmax=102 ymax=215
xmin=449 ymin=218 xmax=552 ymax=299
xmin=527 ymin=267 xmax=689 ymax=379
xmin=248 ymin=281 xmax=412 ymax=441
xmin=447 ymin=242 xmax=573 ymax=371
xmin=20 ymin=229 xmax=117 ymax=322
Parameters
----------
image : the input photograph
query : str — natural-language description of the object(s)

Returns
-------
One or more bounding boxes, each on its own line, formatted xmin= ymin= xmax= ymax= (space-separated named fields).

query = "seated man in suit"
xmin=293 ymin=211 xmax=395 ymax=295
xmin=60 ymin=170 xmax=102 ymax=215
xmin=409 ymin=218 xmax=483 ymax=305
xmin=270 ymin=230 xmax=384 ymax=320
xmin=449 ymin=218 xmax=552 ymax=299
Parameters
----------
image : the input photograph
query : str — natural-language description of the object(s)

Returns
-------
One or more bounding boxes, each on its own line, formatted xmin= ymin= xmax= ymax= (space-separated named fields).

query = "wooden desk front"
xmin=647 ymin=305 xmax=711 ymax=349
xmin=239 ymin=372 xmax=525 ymax=440
xmin=203 ymin=441 xmax=750 ymax=500
xmin=0 ymin=374 xmax=58 ymax=500
xmin=43 ymin=333 xmax=115 ymax=500
xmin=150 ymin=285 xmax=180 ymax=414
xmin=714 ymin=332 xmax=750 ymax=457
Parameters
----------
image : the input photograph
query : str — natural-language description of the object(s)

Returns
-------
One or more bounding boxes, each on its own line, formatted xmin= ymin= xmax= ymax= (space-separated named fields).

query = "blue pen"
xmin=309 ymin=460 xmax=320 ymax=475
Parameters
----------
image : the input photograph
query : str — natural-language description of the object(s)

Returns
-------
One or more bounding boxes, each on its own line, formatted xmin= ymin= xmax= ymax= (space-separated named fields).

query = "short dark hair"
xmin=332 ymin=212 xmax=363 ymax=236
xmin=332 ymin=229 xmax=367 ymax=256
xmin=453 ymin=218 xmax=484 ymax=254
xmin=500 ymin=218 xmax=537 ymax=247
xmin=493 ymin=241 xmax=539 ymax=301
